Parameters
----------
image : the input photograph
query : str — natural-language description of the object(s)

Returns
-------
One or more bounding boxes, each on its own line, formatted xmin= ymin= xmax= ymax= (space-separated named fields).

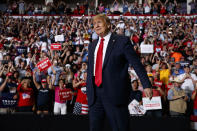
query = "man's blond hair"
xmin=93 ymin=14 xmax=111 ymax=32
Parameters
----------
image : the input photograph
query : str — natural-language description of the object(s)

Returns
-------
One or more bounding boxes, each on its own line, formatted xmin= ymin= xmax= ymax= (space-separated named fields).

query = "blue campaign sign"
xmin=0 ymin=93 xmax=18 ymax=108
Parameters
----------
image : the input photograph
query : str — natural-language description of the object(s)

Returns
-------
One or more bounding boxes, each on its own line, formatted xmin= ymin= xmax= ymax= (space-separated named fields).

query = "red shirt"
xmin=132 ymin=35 xmax=139 ymax=44
xmin=160 ymin=7 xmax=166 ymax=14
xmin=154 ymin=41 xmax=163 ymax=53
xmin=76 ymin=83 xmax=88 ymax=104
xmin=192 ymin=91 xmax=197 ymax=109
xmin=165 ymin=83 xmax=174 ymax=95
xmin=183 ymin=40 xmax=193 ymax=48
xmin=154 ymin=80 xmax=164 ymax=91
xmin=17 ymin=84 xmax=34 ymax=107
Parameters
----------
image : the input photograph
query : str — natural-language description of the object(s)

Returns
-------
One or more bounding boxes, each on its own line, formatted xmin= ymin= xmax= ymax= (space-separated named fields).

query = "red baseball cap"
xmin=6 ymin=72 xmax=13 ymax=77
xmin=41 ymin=79 xmax=47 ymax=83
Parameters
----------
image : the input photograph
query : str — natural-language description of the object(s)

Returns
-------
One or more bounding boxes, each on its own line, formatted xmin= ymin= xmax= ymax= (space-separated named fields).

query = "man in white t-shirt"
xmin=178 ymin=64 xmax=197 ymax=97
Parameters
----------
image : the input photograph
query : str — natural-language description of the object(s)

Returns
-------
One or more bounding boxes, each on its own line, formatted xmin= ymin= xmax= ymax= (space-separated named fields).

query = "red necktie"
xmin=95 ymin=38 xmax=105 ymax=87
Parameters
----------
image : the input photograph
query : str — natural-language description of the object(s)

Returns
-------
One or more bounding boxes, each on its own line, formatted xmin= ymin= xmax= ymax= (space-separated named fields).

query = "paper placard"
xmin=140 ymin=44 xmax=154 ymax=53
xmin=59 ymin=88 xmax=72 ymax=102
xmin=55 ymin=35 xmax=64 ymax=42
xmin=51 ymin=43 xmax=62 ymax=50
xmin=37 ymin=58 xmax=52 ymax=71
xmin=6 ymin=37 xmax=13 ymax=41
xmin=143 ymin=96 xmax=162 ymax=110
xmin=128 ymin=99 xmax=146 ymax=115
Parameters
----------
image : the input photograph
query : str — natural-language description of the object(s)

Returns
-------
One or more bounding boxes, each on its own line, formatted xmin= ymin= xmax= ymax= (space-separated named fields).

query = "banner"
xmin=143 ymin=96 xmax=162 ymax=110
xmin=128 ymin=99 xmax=146 ymax=115
xmin=51 ymin=43 xmax=62 ymax=50
xmin=59 ymin=88 xmax=72 ymax=102
xmin=0 ymin=93 xmax=17 ymax=108
xmin=55 ymin=35 xmax=64 ymax=42
xmin=37 ymin=58 xmax=52 ymax=71
xmin=140 ymin=44 xmax=154 ymax=53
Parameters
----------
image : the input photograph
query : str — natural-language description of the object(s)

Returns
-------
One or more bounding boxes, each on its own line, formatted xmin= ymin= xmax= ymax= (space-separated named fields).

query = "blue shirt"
xmin=172 ymin=68 xmax=185 ymax=76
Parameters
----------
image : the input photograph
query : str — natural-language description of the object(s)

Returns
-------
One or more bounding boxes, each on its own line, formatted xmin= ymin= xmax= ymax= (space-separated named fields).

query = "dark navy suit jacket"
xmin=87 ymin=33 xmax=151 ymax=107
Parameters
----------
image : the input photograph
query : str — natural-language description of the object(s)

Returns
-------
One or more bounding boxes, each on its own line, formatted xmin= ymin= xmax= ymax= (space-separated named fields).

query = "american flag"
xmin=81 ymin=104 xmax=88 ymax=115
xmin=73 ymin=102 xmax=89 ymax=115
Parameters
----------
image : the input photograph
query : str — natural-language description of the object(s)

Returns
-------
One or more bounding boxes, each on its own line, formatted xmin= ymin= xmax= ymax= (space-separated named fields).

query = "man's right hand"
xmin=144 ymin=88 xmax=153 ymax=99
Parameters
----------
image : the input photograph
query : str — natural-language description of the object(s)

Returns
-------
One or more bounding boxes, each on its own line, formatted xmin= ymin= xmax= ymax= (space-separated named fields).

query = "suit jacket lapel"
xmin=103 ymin=33 xmax=116 ymax=69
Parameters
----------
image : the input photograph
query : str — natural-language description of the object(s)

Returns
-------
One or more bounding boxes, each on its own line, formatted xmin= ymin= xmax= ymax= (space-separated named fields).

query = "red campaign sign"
xmin=51 ymin=43 xmax=62 ymax=50
xmin=37 ymin=58 xmax=52 ymax=71
xmin=59 ymin=88 xmax=72 ymax=102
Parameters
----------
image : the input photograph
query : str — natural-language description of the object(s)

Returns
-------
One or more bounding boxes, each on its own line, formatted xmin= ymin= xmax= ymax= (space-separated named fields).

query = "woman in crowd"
xmin=17 ymin=78 xmax=35 ymax=112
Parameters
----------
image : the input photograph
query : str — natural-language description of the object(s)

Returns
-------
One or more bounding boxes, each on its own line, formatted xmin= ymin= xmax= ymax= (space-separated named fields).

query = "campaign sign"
xmin=37 ymin=58 xmax=52 ymax=71
xmin=51 ymin=43 xmax=62 ymax=50
xmin=59 ymin=88 xmax=72 ymax=102
xmin=128 ymin=99 xmax=146 ymax=115
xmin=143 ymin=96 xmax=162 ymax=110
xmin=0 ymin=93 xmax=17 ymax=108
xmin=55 ymin=35 xmax=64 ymax=42
xmin=140 ymin=44 xmax=154 ymax=53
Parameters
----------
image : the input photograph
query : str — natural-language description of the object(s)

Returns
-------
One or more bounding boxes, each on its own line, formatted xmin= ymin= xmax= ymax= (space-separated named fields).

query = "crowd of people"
xmin=2 ymin=0 xmax=197 ymax=15
xmin=1 ymin=3 xmax=197 ymax=117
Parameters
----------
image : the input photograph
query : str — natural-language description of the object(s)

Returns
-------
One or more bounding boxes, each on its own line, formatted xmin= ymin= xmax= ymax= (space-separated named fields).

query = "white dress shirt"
xmin=94 ymin=32 xmax=112 ymax=76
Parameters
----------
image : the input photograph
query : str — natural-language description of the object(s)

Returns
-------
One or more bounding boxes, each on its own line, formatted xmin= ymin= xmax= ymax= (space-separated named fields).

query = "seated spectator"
xmin=167 ymin=77 xmax=188 ymax=116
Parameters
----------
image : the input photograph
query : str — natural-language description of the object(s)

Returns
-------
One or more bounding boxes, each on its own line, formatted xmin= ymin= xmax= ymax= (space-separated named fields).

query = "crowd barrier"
xmin=0 ymin=114 xmax=191 ymax=131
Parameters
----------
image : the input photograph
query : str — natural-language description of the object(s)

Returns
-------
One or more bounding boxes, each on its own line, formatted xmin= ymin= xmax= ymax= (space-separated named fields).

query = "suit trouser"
xmin=89 ymin=84 xmax=130 ymax=131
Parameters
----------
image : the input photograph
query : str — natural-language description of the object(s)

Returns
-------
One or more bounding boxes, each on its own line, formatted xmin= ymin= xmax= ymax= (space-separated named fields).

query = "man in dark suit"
xmin=87 ymin=14 xmax=152 ymax=131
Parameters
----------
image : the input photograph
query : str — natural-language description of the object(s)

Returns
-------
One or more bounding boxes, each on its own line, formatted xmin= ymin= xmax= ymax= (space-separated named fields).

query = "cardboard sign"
xmin=37 ymin=58 xmax=52 ymax=71
xmin=143 ymin=96 xmax=162 ymax=110
xmin=51 ymin=43 xmax=62 ymax=50
xmin=128 ymin=99 xmax=146 ymax=115
xmin=0 ymin=93 xmax=17 ymax=108
xmin=59 ymin=88 xmax=72 ymax=102
xmin=140 ymin=44 xmax=154 ymax=53
xmin=55 ymin=35 xmax=64 ymax=42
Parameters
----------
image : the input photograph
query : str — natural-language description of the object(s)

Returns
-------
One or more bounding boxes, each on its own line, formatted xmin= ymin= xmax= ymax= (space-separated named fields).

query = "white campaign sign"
xmin=140 ymin=44 xmax=154 ymax=53
xmin=143 ymin=96 xmax=162 ymax=110
xmin=128 ymin=99 xmax=146 ymax=115
xmin=55 ymin=35 xmax=64 ymax=42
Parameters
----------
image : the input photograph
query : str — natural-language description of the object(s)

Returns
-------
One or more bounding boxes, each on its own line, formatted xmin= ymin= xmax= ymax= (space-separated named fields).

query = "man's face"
xmin=173 ymin=82 xmax=180 ymax=87
xmin=184 ymin=67 xmax=190 ymax=73
xmin=93 ymin=18 xmax=108 ymax=37
xmin=194 ymin=60 xmax=197 ymax=65
xmin=175 ymin=63 xmax=180 ymax=69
